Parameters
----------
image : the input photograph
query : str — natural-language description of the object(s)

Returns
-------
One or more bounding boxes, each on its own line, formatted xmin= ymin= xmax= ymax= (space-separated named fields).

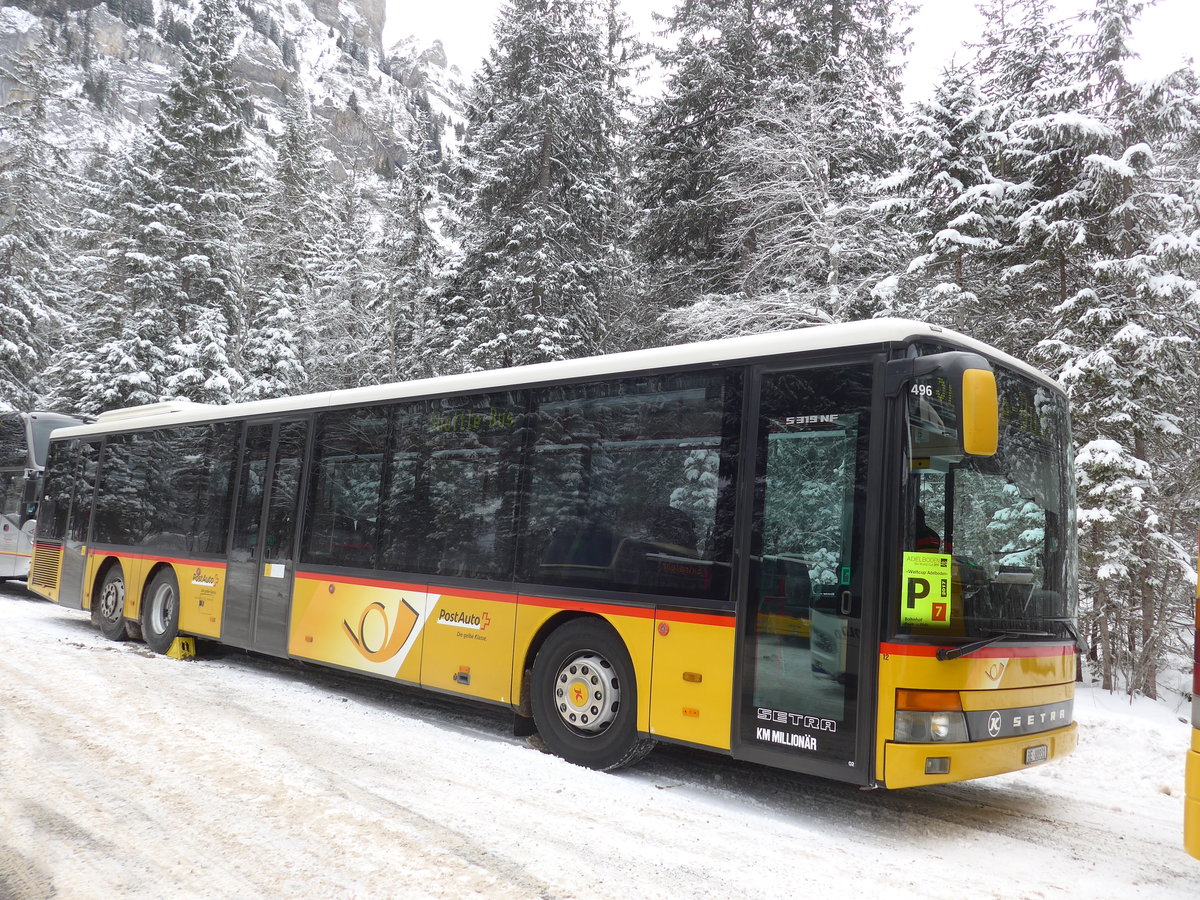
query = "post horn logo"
xmin=343 ymin=599 xmax=419 ymax=663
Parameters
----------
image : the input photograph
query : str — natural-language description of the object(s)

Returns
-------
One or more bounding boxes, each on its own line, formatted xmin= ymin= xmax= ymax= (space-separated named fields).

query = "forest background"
xmin=1 ymin=0 xmax=1198 ymax=705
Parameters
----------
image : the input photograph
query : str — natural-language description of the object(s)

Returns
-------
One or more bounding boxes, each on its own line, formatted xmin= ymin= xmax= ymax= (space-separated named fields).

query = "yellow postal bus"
xmin=29 ymin=320 xmax=1078 ymax=787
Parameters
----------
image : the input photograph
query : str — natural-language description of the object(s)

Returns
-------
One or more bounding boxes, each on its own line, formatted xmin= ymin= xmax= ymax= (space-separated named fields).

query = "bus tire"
xmin=141 ymin=568 xmax=180 ymax=655
xmin=531 ymin=619 xmax=654 ymax=771
xmin=92 ymin=566 xmax=129 ymax=642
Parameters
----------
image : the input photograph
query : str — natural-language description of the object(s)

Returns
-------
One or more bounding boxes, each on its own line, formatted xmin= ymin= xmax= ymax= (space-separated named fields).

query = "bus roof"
xmin=49 ymin=319 xmax=1061 ymax=439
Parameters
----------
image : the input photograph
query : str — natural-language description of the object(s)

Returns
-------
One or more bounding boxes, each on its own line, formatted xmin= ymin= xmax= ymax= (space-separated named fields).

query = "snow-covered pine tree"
xmin=968 ymin=0 xmax=1080 ymax=359
xmin=0 ymin=75 xmax=63 ymax=411
xmin=62 ymin=132 xmax=187 ymax=414
xmin=886 ymin=63 xmax=999 ymax=328
xmin=588 ymin=0 xmax=645 ymax=352
xmin=240 ymin=91 xmax=334 ymax=400
xmin=55 ymin=0 xmax=253 ymax=412
xmin=1035 ymin=0 xmax=1200 ymax=696
xmin=158 ymin=0 xmax=252 ymax=404
xmin=651 ymin=1 xmax=911 ymax=336
xmin=634 ymin=0 xmax=798 ymax=313
xmin=308 ymin=172 xmax=382 ymax=389
xmin=442 ymin=0 xmax=629 ymax=372
xmin=373 ymin=107 xmax=445 ymax=383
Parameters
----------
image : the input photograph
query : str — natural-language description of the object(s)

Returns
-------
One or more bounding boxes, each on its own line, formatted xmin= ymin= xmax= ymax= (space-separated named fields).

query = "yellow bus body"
xmin=286 ymin=572 xmax=737 ymax=749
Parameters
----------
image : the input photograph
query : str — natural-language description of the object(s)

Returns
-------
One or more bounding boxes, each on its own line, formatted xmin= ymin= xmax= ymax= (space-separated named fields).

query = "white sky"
xmin=382 ymin=0 xmax=1200 ymax=103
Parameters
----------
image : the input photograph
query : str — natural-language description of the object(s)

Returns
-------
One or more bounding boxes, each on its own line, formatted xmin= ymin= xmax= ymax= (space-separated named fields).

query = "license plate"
xmin=1024 ymin=744 xmax=1049 ymax=764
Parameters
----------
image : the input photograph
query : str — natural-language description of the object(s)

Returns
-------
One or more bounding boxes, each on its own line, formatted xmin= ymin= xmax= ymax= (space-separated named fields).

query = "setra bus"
xmin=1186 ymin=533 xmax=1199 ymax=859
xmin=28 ymin=319 xmax=1079 ymax=787
xmin=0 ymin=411 xmax=81 ymax=582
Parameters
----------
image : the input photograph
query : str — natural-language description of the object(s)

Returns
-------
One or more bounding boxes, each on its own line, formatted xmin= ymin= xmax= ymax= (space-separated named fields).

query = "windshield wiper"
xmin=936 ymin=630 xmax=1054 ymax=662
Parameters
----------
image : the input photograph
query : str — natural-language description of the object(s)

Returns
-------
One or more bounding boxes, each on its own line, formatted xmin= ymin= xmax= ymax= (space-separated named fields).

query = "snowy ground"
xmin=1 ymin=581 xmax=1196 ymax=899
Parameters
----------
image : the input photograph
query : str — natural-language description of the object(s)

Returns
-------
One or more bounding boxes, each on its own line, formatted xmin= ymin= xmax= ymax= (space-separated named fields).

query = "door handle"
xmin=840 ymin=590 xmax=853 ymax=616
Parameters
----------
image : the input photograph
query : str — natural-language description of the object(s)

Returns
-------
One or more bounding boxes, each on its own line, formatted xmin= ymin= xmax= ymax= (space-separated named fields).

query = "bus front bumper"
xmin=883 ymin=722 xmax=1077 ymax=789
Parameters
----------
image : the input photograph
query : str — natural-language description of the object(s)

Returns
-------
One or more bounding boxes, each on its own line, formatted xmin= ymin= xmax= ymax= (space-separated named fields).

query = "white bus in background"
xmin=0 ymin=412 xmax=81 ymax=581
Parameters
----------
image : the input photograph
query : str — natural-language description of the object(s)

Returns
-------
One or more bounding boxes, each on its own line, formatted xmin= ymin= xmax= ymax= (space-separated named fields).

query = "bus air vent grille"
xmin=30 ymin=547 xmax=61 ymax=591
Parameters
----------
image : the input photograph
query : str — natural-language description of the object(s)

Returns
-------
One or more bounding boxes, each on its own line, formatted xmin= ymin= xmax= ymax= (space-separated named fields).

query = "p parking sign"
xmin=901 ymin=552 xmax=953 ymax=627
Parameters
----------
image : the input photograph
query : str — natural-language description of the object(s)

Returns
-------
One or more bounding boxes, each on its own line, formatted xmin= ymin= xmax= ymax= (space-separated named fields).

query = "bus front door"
xmin=735 ymin=363 xmax=875 ymax=783
xmin=223 ymin=420 xmax=308 ymax=656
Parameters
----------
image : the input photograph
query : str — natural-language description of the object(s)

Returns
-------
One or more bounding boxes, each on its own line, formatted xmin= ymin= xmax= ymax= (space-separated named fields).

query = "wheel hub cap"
xmin=100 ymin=581 xmax=124 ymax=619
xmin=554 ymin=652 xmax=619 ymax=735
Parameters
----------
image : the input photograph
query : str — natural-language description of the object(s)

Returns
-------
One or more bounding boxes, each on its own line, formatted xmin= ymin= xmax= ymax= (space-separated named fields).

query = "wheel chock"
xmin=166 ymin=637 xmax=197 ymax=659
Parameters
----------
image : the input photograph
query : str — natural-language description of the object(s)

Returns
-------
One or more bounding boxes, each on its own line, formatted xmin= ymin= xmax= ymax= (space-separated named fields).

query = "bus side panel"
xmin=289 ymin=572 xmax=427 ymax=684
xmin=513 ymin=599 xmax=656 ymax=735
xmin=421 ymin=587 xmax=518 ymax=704
xmin=173 ymin=561 xmax=227 ymax=639
xmin=649 ymin=612 xmax=736 ymax=750
xmin=0 ymin=519 xmax=30 ymax=579
xmin=875 ymin=646 xmax=1076 ymax=785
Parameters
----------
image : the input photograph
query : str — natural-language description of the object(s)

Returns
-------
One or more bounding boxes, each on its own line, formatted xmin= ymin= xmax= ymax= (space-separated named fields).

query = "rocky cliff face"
xmin=0 ymin=0 xmax=465 ymax=178
xmin=303 ymin=0 xmax=384 ymax=52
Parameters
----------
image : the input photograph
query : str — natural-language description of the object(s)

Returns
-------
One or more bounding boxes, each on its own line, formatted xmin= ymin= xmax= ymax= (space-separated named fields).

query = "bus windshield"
xmin=899 ymin=362 xmax=1077 ymax=642
xmin=0 ymin=413 xmax=30 ymax=468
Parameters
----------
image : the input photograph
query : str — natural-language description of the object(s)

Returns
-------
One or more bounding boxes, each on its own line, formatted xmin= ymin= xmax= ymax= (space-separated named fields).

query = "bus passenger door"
xmin=224 ymin=420 xmax=309 ymax=656
xmin=735 ymin=363 xmax=875 ymax=782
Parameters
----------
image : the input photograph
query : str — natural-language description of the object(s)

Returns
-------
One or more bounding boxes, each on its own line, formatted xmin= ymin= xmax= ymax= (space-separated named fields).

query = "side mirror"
xmin=885 ymin=351 xmax=999 ymax=458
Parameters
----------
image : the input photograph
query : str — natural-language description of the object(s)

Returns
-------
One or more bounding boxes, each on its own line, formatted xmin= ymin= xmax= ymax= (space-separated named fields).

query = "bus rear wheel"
xmin=531 ymin=619 xmax=653 ymax=771
xmin=92 ymin=566 xmax=129 ymax=642
xmin=141 ymin=568 xmax=180 ymax=655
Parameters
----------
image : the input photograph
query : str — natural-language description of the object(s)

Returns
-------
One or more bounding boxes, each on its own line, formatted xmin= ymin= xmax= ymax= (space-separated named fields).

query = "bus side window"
xmin=424 ymin=393 xmax=525 ymax=581
xmin=519 ymin=370 xmax=740 ymax=600
xmin=302 ymin=406 xmax=388 ymax=570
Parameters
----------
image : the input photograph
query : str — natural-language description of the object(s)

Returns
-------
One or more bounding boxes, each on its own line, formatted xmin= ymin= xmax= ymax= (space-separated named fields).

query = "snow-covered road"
xmin=1 ymin=582 xmax=1196 ymax=899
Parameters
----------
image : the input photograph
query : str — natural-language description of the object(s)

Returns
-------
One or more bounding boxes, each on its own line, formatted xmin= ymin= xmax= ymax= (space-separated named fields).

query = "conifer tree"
xmin=968 ymin=0 xmax=1080 ymax=356
xmin=0 ymin=91 xmax=63 ymax=410
xmin=443 ymin=0 xmax=627 ymax=372
xmin=58 ymin=0 xmax=253 ymax=412
xmin=646 ymin=1 xmax=911 ymax=333
xmin=1035 ymin=0 xmax=1200 ymax=696
xmin=373 ymin=109 xmax=444 ymax=382
xmin=887 ymin=63 xmax=998 ymax=328
xmin=241 ymin=92 xmax=333 ymax=400
xmin=308 ymin=173 xmax=381 ymax=389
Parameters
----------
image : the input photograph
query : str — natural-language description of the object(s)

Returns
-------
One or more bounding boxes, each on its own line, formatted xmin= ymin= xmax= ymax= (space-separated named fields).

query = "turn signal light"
xmin=896 ymin=689 xmax=963 ymax=712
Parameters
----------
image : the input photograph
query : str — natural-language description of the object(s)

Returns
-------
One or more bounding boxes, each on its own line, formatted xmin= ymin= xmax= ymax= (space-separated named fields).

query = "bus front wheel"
xmin=531 ymin=619 xmax=653 ymax=771
xmin=141 ymin=568 xmax=181 ymax=655
xmin=92 ymin=566 xmax=129 ymax=642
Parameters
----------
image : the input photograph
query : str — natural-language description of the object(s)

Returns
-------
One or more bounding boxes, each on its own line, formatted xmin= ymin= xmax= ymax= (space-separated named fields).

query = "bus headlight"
xmin=894 ymin=689 xmax=969 ymax=743
xmin=895 ymin=709 xmax=969 ymax=742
